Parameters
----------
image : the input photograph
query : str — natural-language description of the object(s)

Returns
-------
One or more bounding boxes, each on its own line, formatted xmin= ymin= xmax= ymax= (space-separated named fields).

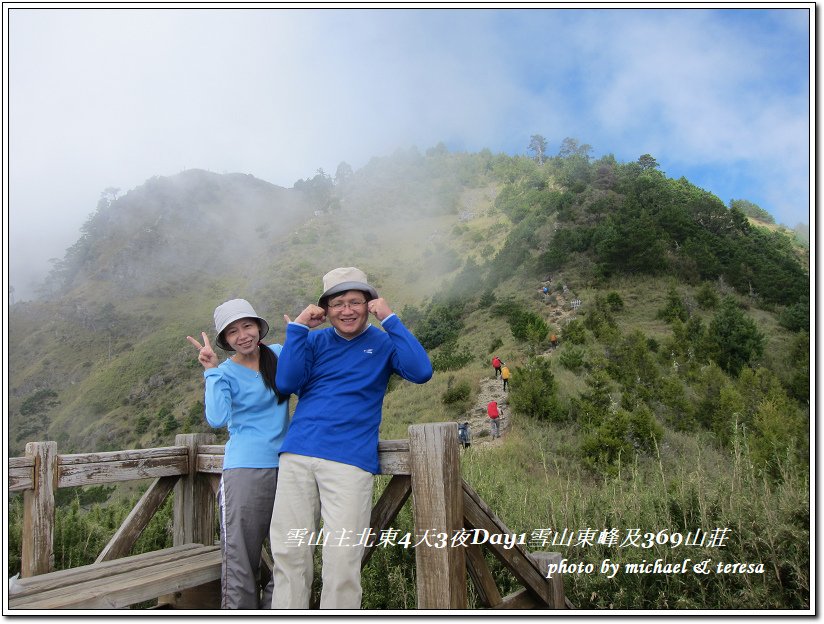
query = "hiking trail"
xmin=460 ymin=279 xmax=579 ymax=450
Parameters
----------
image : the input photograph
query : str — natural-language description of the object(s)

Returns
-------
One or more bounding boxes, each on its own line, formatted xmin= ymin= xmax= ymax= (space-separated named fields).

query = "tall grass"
xmin=455 ymin=418 xmax=809 ymax=609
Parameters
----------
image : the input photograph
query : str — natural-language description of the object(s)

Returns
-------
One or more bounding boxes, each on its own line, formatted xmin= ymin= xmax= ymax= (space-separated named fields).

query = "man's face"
xmin=326 ymin=290 xmax=369 ymax=339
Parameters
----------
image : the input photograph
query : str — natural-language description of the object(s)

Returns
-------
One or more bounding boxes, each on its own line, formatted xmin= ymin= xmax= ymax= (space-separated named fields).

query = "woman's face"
xmin=222 ymin=318 xmax=261 ymax=355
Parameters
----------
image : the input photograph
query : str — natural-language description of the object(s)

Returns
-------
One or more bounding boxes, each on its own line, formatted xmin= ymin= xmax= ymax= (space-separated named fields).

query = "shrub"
xmin=185 ymin=401 xmax=204 ymax=428
xmin=20 ymin=389 xmax=59 ymax=416
xmin=605 ymin=291 xmax=624 ymax=312
xmin=431 ymin=341 xmax=473 ymax=372
xmin=492 ymin=299 xmax=549 ymax=347
xmin=414 ymin=303 xmax=465 ymax=350
xmin=558 ymin=346 xmax=585 ymax=371
xmin=441 ymin=379 xmax=472 ymax=406
xmin=656 ymin=374 xmax=696 ymax=431
xmin=696 ymin=281 xmax=720 ymax=309
xmin=657 ymin=285 xmax=689 ymax=323
xmin=135 ymin=414 xmax=151 ymax=435
xmin=779 ymin=300 xmax=809 ymax=332
xmin=158 ymin=407 xmax=178 ymax=435
xmin=706 ymin=296 xmax=765 ymax=375
xmin=478 ymin=289 xmax=496 ymax=309
xmin=510 ymin=357 xmax=562 ymax=421
xmin=562 ymin=319 xmax=587 ymax=344
xmin=581 ymin=405 xmax=662 ymax=474
xmin=510 ymin=310 xmax=549 ymax=345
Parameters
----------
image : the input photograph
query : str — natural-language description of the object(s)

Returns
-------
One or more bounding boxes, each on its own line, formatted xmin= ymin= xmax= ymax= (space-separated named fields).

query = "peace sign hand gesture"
xmin=186 ymin=332 xmax=219 ymax=369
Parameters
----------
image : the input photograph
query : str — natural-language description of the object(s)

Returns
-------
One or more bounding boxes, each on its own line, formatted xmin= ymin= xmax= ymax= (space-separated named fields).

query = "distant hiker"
xmin=542 ymin=286 xmax=549 ymax=295
xmin=458 ymin=422 xmax=471 ymax=448
xmin=501 ymin=365 xmax=511 ymax=391
xmin=270 ymin=267 xmax=432 ymax=609
xmin=186 ymin=299 xmax=290 ymax=609
xmin=550 ymin=334 xmax=558 ymax=349
xmin=492 ymin=355 xmax=502 ymax=378
xmin=487 ymin=401 xmax=502 ymax=439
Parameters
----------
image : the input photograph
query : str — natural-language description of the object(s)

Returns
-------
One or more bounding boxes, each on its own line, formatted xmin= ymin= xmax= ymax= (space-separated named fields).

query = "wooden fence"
xmin=8 ymin=423 xmax=568 ymax=610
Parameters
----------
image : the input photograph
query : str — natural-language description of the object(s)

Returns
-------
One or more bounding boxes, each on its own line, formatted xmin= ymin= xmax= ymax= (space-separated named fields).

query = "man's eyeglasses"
xmin=328 ymin=300 xmax=367 ymax=311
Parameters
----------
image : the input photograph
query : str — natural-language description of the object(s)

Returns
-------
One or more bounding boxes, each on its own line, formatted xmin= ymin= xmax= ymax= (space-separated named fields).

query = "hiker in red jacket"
xmin=487 ymin=401 xmax=501 ymax=439
xmin=491 ymin=355 xmax=502 ymax=378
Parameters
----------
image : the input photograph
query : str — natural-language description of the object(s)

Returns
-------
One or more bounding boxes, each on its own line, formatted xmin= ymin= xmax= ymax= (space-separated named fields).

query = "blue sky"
xmin=6 ymin=5 xmax=812 ymax=299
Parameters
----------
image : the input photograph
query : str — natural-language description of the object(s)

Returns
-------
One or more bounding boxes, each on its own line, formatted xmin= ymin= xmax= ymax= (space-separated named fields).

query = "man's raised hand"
xmin=288 ymin=304 xmax=327 ymax=329
xmin=186 ymin=331 xmax=219 ymax=369
xmin=367 ymin=297 xmax=393 ymax=322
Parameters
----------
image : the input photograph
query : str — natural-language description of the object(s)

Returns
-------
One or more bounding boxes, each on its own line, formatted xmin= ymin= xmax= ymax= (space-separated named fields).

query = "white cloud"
xmin=6 ymin=6 xmax=811 ymax=298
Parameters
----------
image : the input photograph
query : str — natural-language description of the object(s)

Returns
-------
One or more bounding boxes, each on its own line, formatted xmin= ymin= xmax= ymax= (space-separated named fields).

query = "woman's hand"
xmin=186 ymin=332 xmax=219 ymax=369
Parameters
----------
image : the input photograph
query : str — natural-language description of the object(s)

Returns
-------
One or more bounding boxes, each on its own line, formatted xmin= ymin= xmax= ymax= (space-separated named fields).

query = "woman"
xmin=186 ymin=299 xmax=289 ymax=609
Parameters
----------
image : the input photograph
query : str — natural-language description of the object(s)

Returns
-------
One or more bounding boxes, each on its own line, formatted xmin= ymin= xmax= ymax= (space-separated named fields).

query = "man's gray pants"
xmin=219 ymin=467 xmax=278 ymax=609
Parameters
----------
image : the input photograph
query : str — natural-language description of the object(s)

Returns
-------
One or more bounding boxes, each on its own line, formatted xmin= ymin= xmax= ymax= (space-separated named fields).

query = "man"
xmin=270 ymin=267 xmax=433 ymax=609
xmin=501 ymin=364 xmax=511 ymax=392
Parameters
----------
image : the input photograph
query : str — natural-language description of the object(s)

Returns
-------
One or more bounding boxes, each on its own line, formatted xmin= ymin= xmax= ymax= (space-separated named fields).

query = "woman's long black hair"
xmin=259 ymin=340 xmax=288 ymax=404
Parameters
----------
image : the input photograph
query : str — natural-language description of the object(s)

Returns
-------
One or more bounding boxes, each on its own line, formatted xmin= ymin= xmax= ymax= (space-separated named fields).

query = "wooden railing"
xmin=8 ymin=423 xmax=568 ymax=610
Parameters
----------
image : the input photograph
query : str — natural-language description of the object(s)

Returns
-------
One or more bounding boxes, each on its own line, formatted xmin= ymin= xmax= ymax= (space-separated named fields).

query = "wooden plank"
xmin=379 ymin=439 xmax=409 ymax=452
xmin=22 ymin=441 xmax=56 ymax=577
xmin=96 ymin=475 xmax=178 ymax=563
xmin=409 ymin=423 xmax=466 ymax=609
xmin=10 ymin=544 xmax=209 ymax=598
xmin=462 ymin=480 xmax=550 ymax=606
xmin=9 ymin=467 xmax=34 ymax=492
xmin=9 ymin=456 xmax=35 ymax=469
xmin=361 ymin=475 xmax=412 ymax=567
xmin=159 ymin=579 xmax=221 ymax=610
xmin=196 ymin=453 xmax=224 ymax=474
xmin=378 ymin=439 xmax=410 ymax=475
xmin=58 ymin=446 xmax=187 ymax=465
xmin=377 ymin=449 xmax=410 ymax=475
xmin=495 ymin=588 xmax=542 ymax=609
xmin=58 ymin=455 xmax=189 ymax=488
xmin=9 ymin=457 xmax=35 ymax=492
xmin=9 ymin=548 xmax=222 ymax=609
xmin=197 ymin=444 xmax=225 ymax=455
xmin=465 ymin=543 xmax=503 ymax=608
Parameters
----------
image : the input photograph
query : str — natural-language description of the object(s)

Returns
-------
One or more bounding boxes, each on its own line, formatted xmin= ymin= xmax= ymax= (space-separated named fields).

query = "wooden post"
xmin=165 ymin=434 xmax=219 ymax=609
xmin=532 ymin=552 xmax=566 ymax=609
xmin=172 ymin=434 xmax=216 ymax=547
xmin=408 ymin=423 xmax=466 ymax=609
xmin=21 ymin=441 xmax=57 ymax=577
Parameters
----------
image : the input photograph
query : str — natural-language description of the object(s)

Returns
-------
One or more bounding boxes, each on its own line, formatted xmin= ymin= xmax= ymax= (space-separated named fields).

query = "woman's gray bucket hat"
xmin=213 ymin=299 xmax=269 ymax=351
xmin=317 ymin=267 xmax=379 ymax=306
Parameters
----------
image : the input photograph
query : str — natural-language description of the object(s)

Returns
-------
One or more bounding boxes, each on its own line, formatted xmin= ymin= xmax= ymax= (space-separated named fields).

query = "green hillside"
xmin=7 ymin=143 xmax=810 ymax=609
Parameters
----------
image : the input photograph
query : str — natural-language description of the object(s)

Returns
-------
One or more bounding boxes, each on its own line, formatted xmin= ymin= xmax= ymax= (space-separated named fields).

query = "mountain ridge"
xmin=8 ymin=145 xmax=809 ymax=461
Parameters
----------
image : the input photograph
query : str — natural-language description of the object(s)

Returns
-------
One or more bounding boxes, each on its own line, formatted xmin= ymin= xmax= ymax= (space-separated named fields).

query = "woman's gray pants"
xmin=219 ymin=467 xmax=278 ymax=609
